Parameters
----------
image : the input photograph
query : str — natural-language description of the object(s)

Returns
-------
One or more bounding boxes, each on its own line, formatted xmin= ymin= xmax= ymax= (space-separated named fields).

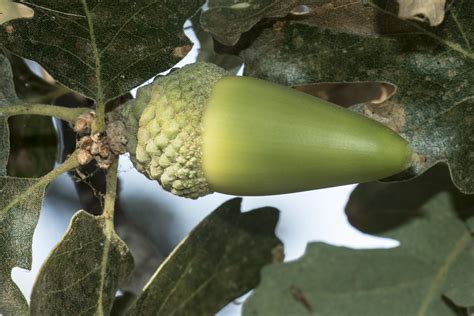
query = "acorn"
xmin=120 ymin=63 xmax=412 ymax=199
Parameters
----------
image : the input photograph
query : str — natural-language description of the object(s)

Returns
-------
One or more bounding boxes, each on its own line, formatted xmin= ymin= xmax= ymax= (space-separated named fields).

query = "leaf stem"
xmin=102 ymin=158 xmax=119 ymax=221
xmin=2 ymin=151 xmax=80 ymax=215
xmin=92 ymin=100 xmax=106 ymax=134
xmin=81 ymin=0 xmax=106 ymax=134
xmin=0 ymin=104 xmax=91 ymax=123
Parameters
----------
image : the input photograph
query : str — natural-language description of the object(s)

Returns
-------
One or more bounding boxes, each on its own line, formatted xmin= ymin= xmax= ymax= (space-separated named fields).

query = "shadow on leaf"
xmin=346 ymin=163 xmax=474 ymax=234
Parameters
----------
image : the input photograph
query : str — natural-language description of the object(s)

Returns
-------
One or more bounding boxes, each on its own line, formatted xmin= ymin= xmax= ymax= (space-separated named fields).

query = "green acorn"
xmin=121 ymin=63 xmax=412 ymax=199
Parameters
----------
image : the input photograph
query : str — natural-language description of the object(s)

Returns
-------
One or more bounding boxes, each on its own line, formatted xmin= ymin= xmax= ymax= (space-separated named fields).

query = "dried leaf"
xmin=293 ymin=82 xmax=396 ymax=108
xmin=0 ymin=0 xmax=34 ymax=25
xmin=398 ymin=0 xmax=446 ymax=26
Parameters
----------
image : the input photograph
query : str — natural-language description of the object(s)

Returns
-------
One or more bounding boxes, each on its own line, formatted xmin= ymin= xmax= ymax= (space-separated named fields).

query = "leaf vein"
xmin=99 ymin=0 xmax=161 ymax=57
xmin=416 ymin=231 xmax=471 ymax=316
xmin=51 ymin=238 xmax=103 ymax=257
xmin=450 ymin=7 xmax=471 ymax=51
xmin=33 ymin=41 xmax=95 ymax=71
xmin=20 ymin=2 xmax=86 ymax=18
xmin=102 ymin=49 xmax=167 ymax=91
xmin=46 ymin=266 xmax=100 ymax=295
xmin=367 ymin=1 xmax=474 ymax=60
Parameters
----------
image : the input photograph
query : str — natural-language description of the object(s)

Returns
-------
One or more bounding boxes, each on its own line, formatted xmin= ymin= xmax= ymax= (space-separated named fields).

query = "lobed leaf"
xmin=0 ymin=0 xmax=206 ymax=102
xmin=239 ymin=0 xmax=474 ymax=194
xmin=244 ymin=189 xmax=474 ymax=315
xmin=30 ymin=211 xmax=134 ymax=315
xmin=128 ymin=198 xmax=282 ymax=316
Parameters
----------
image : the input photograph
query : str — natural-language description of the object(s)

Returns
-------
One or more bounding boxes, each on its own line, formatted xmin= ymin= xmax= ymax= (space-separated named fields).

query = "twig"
xmin=0 ymin=104 xmax=91 ymax=123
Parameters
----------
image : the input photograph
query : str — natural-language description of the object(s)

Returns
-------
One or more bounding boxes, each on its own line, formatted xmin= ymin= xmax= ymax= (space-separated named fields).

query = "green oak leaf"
xmin=244 ymin=191 xmax=474 ymax=316
xmin=0 ymin=177 xmax=45 ymax=316
xmin=0 ymin=0 xmax=205 ymax=102
xmin=128 ymin=198 xmax=282 ymax=316
xmin=240 ymin=0 xmax=474 ymax=194
xmin=30 ymin=211 xmax=134 ymax=315
xmin=0 ymin=155 xmax=79 ymax=315
xmin=201 ymin=0 xmax=325 ymax=46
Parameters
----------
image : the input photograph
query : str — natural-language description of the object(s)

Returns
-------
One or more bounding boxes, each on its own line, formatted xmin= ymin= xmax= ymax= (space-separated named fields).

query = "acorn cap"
xmin=123 ymin=63 xmax=228 ymax=199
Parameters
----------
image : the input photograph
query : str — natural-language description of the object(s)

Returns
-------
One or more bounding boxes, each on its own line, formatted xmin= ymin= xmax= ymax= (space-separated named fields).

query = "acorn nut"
xmin=121 ymin=63 xmax=413 ymax=199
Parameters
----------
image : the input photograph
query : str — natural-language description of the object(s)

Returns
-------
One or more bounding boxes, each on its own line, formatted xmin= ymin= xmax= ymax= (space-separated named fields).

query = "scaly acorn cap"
xmin=122 ymin=62 xmax=413 ymax=199
xmin=122 ymin=63 xmax=228 ymax=198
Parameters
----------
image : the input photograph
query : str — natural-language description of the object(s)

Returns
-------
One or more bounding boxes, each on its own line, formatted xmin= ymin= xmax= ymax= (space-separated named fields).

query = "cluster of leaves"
xmin=0 ymin=0 xmax=473 ymax=315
